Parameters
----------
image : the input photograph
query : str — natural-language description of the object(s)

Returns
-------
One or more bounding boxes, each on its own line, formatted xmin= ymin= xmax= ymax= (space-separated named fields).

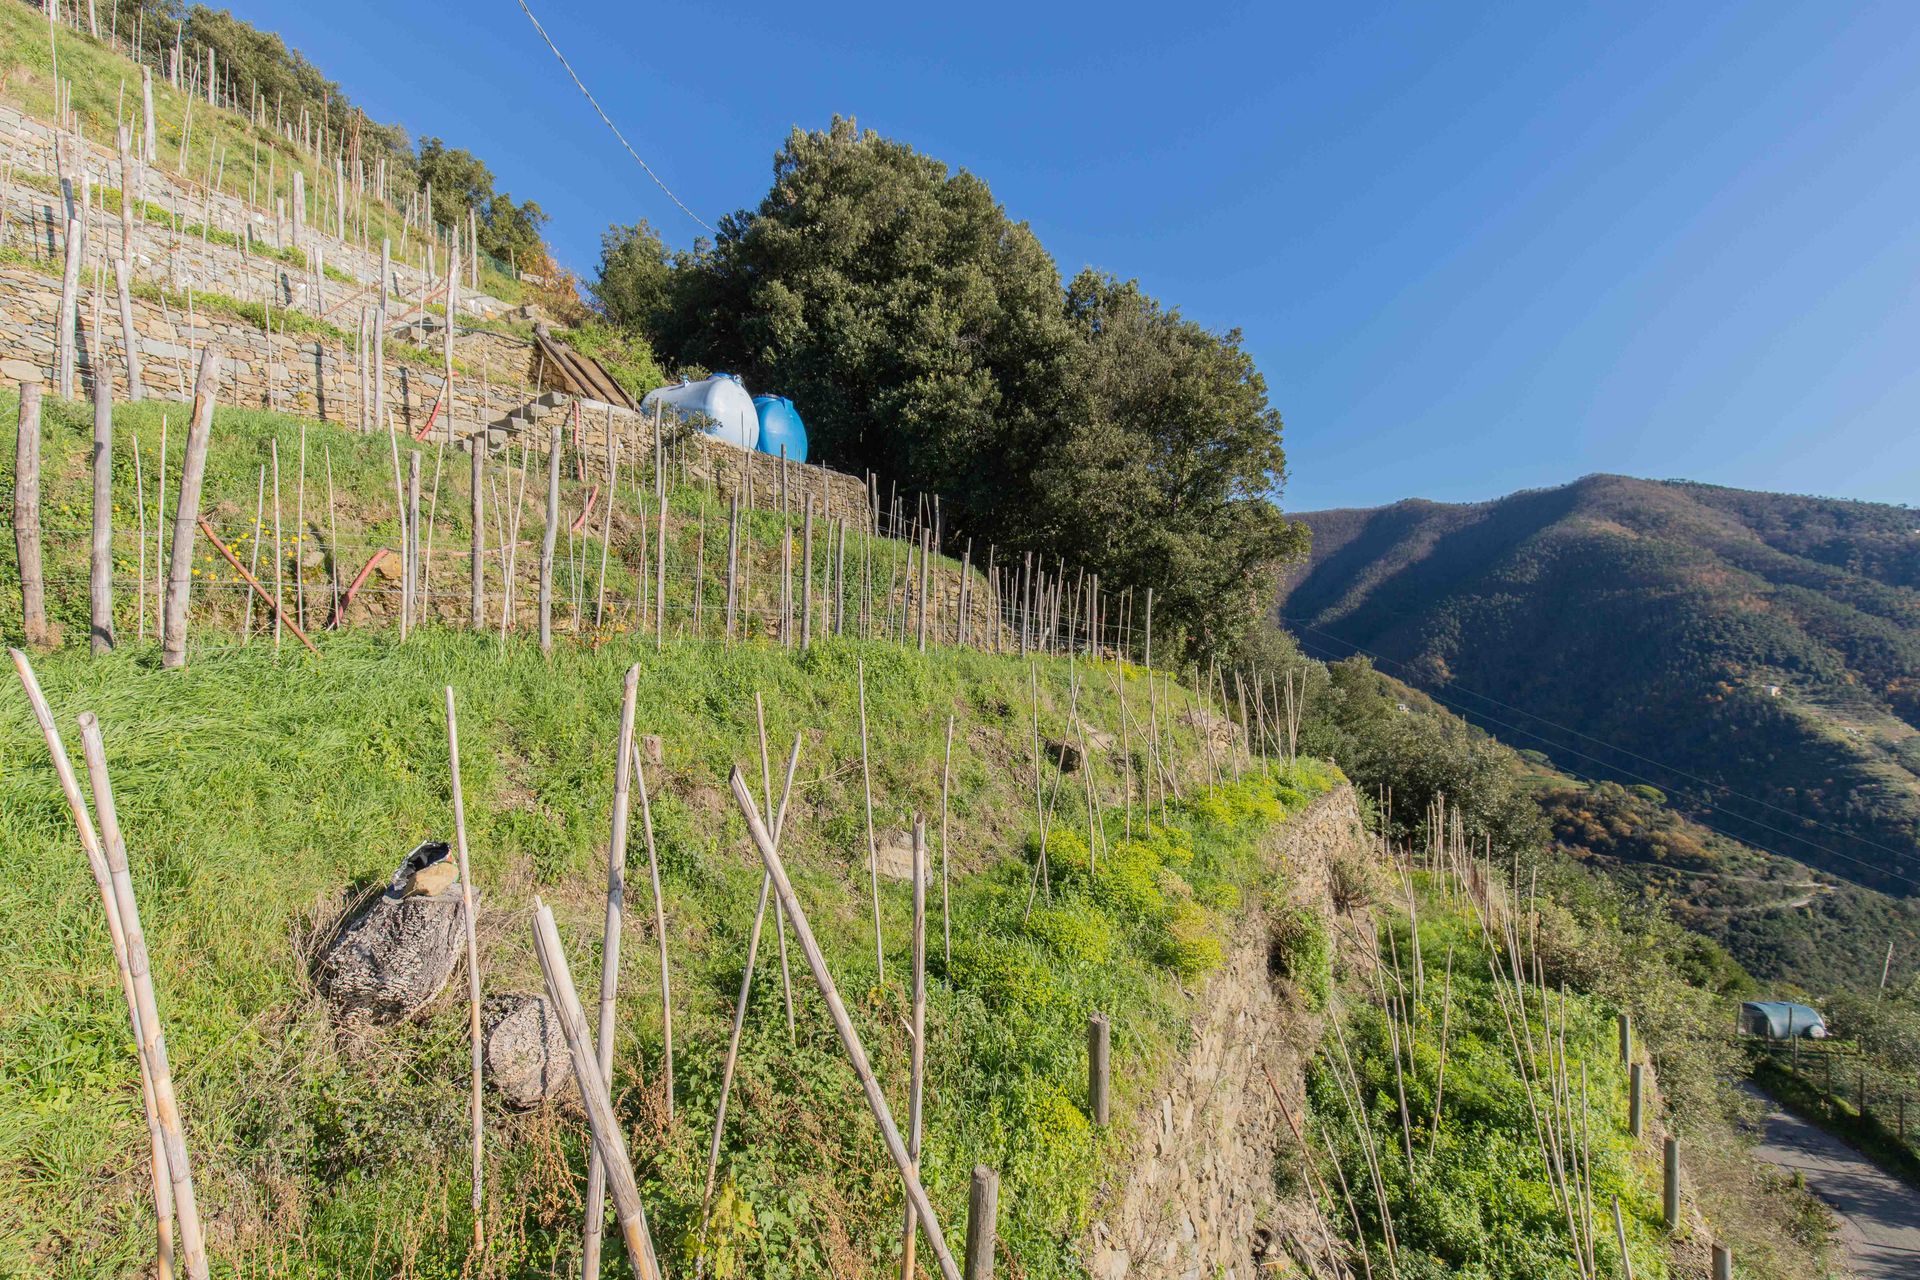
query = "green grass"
xmin=0 ymin=622 xmax=1338 ymax=1277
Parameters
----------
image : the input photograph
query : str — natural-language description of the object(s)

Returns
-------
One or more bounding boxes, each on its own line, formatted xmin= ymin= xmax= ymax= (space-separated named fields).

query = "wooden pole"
xmin=696 ymin=728 xmax=801 ymax=1271
xmin=295 ymin=426 xmax=308 ymax=633
xmin=195 ymin=518 xmax=321 ymax=656
xmin=538 ymin=424 xmax=560 ymax=653
xmin=940 ymin=714 xmax=955 ymax=972
xmin=1089 ymin=1012 xmax=1111 ymax=1126
xmin=77 ymin=713 xmax=211 ymax=1280
xmin=1663 ymin=1137 xmax=1679 ymax=1231
xmin=964 ymin=1166 xmax=999 ymax=1280
xmin=726 ymin=770 xmax=965 ymax=1280
xmin=161 ymin=351 xmax=218 ymax=669
xmin=900 ymin=816 xmax=929 ymax=1279
xmin=132 ymin=429 xmax=148 ymax=643
xmin=724 ymin=495 xmax=739 ymax=646
xmin=84 ymin=371 xmax=113 ymax=653
xmin=271 ymin=439 xmax=284 ymax=650
xmin=859 ymin=660 xmax=884 ymax=981
xmin=1710 ymin=1244 xmax=1730 ymax=1280
xmin=801 ymin=501 xmax=814 ymax=649
xmin=633 ymin=741 xmax=674 ymax=1124
xmin=654 ymin=486 xmax=667 ymax=650
xmin=57 ymin=217 xmax=84 ymax=398
xmin=529 ymin=903 xmax=663 ymax=1280
xmin=13 ymin=384 xmax=46 ymax=646
xmin=404 ymin=449 xmax=421 ymax=638
xmin=582 ymin=666 xmax=639 ymax=1280
xmin=12 ymin=653 xmax=175 ymax=1279
xmin=1628 ymin=1063 xmax=1643 ymax=1139
xmin=470 ymin=443 xmax=485 ymax=628
xmin=443 ymin=688 xmax=486 ymax=1250
xmin=1611 ymin=1196 xmax=1634 ymax=1280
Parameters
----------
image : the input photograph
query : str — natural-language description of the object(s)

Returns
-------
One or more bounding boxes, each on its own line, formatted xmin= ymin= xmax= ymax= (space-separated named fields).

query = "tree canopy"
xmin=622 ymin=116 xmax=1303 ymax=660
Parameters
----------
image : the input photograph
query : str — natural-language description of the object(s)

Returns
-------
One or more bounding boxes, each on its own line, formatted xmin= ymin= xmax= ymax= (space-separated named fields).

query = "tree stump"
xmin=316 ymin=842 xmax=469 ymax=1024
xmin=482 ymin=993 xmax=574 ymax=1108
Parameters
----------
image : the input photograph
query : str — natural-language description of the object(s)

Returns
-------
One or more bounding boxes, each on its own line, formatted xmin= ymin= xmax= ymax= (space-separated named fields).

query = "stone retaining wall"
xmin=1088 ymin=784 xmax=1365 ymax=1280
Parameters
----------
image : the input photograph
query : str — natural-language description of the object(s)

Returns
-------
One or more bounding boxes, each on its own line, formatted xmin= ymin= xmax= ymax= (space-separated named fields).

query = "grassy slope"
xmin=1307 ymin=879 xmax=1836 ymax=1280
xmin=0 ymin=599 xmax=1340 ymax=1277
xmin=0 ymin=4 xmax=525 ymax=303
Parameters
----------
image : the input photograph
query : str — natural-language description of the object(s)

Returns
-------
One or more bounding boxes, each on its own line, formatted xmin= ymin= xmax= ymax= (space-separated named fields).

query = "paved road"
xmin=1741 ymin=1083 xmax=1920 ymax=1279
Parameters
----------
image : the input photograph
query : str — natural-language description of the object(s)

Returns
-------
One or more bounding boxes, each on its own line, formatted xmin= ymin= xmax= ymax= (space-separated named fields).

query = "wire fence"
xmin=1748 ymin=1038 xmax=1920 ymax=1158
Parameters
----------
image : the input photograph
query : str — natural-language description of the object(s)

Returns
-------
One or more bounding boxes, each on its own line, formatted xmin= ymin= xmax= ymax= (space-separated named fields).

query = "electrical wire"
xmin=512 ymin=0 xmax=714 ymax=233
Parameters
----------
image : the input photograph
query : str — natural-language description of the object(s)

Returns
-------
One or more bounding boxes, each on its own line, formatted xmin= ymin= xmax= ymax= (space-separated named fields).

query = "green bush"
xmin=1024 ymin=900 xmax=1117 ymax=966
xmin=1157 ymin=900 xmax=1224 ymax=978
xmin=1270 ymin=903 xmax=1331 ymax=1010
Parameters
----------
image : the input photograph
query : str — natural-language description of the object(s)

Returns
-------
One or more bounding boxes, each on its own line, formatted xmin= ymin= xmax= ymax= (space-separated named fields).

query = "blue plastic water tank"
xmin=753 ymin=394 xmax=809 ymax=464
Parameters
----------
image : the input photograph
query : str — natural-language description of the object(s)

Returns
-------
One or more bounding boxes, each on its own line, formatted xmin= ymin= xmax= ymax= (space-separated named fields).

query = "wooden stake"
xmin=538 ymin=424 xmax=559 ymax=653
xmin=1089 ymin=1012 xmax=1111 ymax=1125
xmin=77 ymin=713 xmax=211 ymax=1280
xmin=900 ymin=816 xmax=929 ymax=1278
xmin=271 ymin=438 xmax=284 ymax=650
xmin=195 ymin=518 xmax=321 ymax=656
xmin=529 ymin=903 xmax=662 ymax=1280
xmin=940 ymin=714 xmax=956 ymax=972
xmin=87 ymin=373 xmax=114 ymax=652
xmin=754 ymin=695 xmax=797 ymax=1040
xmin=726 ymin=770 xmax=964 ymax=1280
xmin=858 ymin=660 xmax=884 ymax=981
xmin=654 ymin=486 xmax=667 ymax=650
xmin=633 ymin=739 xmax=674 ymax=1123
xmin=443 ymin=688 xmax=485 ymax=1250
xmin=470 ymin=441 xmax=485 ymax=628
xmin=131 ymin=428 xmax=148 ymax=642
xmin=582 ymin=666 xmax=640 ymax=1280
xmin=161 ymin=351 xmax=218 ymax=669
xmin=964 ymin=1166 xmax=999 ymax=1280
xmin=13 ymin=383 xmax=46 ymax=646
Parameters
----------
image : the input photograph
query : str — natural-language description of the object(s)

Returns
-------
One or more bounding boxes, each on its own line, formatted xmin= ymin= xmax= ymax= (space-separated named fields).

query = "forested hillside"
xmin=1277 ymin=474 xmax=1920 ymax=898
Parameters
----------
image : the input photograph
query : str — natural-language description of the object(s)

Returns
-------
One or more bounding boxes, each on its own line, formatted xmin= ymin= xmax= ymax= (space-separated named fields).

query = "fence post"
xmin=1711 ymin=1243 xmax=1731 ymax=1280
xmin=1629 ymin=1063 xmax=1644 ymax=1139
xmin=538 ymin=423 xmax=560 ymax=654
xmin=964 ymin=1165 xmax=999 ymax=1280
xmin=90 ymin=373 xmax=115 ymax=653
xmin=1089 ymin=1012 xmax=1110 ymax=1126
xmin=1663 ymin=1137 xmax=1680 ymax=1231
xmin=161 ymin=351 xmax=219 ymax=670
xmin=1619 ymin=1012 xmax=1632 ymax=1067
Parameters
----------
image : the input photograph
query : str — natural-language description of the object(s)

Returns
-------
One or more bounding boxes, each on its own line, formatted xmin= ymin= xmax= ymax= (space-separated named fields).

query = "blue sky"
xmin=252 ymin=1 xmax=1920 ymax=512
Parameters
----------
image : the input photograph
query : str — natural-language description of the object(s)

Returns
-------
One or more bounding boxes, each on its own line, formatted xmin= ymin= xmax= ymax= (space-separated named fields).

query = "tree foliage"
xmin=628 ymin=117 xmax=1302 ymax=660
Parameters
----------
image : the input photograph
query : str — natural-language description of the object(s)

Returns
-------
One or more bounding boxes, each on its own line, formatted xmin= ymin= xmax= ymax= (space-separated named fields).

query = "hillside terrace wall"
xmin=0 ymin=102 xmax=512 ymax=321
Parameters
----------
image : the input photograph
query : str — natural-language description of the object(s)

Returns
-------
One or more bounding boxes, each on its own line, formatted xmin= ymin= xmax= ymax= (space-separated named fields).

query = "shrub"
xmin=947 ymin=936 xmax=1061 ymax=1015
xmin=1024 ymin=900 xmax=1117 ymax=966
xmin=1157 ymin=900 xmax=1224 ymax=978
xmin=1269 ymin=904 xmax=1331 ymax=1010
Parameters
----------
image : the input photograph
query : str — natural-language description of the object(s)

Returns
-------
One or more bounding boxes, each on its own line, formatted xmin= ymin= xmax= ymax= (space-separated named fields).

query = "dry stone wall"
xmin=1088 ymin=784 xmax=1365 ymax=1280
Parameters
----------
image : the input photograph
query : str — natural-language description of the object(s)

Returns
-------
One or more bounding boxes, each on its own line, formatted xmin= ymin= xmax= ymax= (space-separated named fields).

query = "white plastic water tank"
xmin=640 ymin=373 xmax=759 ymax=451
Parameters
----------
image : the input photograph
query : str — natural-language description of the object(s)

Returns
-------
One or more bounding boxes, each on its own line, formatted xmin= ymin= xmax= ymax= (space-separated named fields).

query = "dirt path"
xmin=1741 ymin=1083 xmax=1920 ymax=1279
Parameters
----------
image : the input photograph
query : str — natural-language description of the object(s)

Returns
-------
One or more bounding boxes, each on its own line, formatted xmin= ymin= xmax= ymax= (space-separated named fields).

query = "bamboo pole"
xmin=470 ymin=441 xmax=485 ymax=628
xmin=654 ymin=486 xmax=667 ymax=650
xmin=801 ymin=501 xmax=814 ymax=649
xmin=858 ymin=659 xmax=884 ymax=982
xmin=633 ymin=740 xmax=673 ymax=1123
xmin=12 ymin=652 xmax=175 ymax=1279
xmin=696 ymin=727 xmax=802 ymax=1273
xmin=754 ymin=695 xmax=797 ymax=1040
xmin=539 ymin=424 xmax=560 ymax=653
xmin=271 ymin=439 xmax=284 ymax=650
xmin=900 ymin=816 xmax=929 ymax=1278
xmin=132 ymin=428 xmax=147 ymax=642
xmin=77 ymin=713 xmax=211 ymax=1280
xmin=940 ymin=714 xmax=956 ymax=971
xmin=161 ymin=351 xmax=218 ymax=669
xmin=529 ymin=903 xmax=662 ymax=1280
xmin=443 ymin=687 xmax=486 ymax=1250
xmin=726 ymin=770 xmax=964 ymax=1280
xmin=582 ymin=666 xmax=639 ymax=1280
xmin=14 ymin=383 xmax=46 ymax=646
xmin=325 ymin=449 xmax=340 ymax=624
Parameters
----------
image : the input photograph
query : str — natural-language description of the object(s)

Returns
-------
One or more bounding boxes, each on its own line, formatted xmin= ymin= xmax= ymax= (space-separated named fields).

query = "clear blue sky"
xmin=251 ymin=1 xmax=1920 ymax=513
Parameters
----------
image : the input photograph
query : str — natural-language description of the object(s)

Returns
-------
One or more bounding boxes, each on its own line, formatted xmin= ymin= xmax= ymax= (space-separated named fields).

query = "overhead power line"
xmin=513 ymin=0 xmax=715 ymax=234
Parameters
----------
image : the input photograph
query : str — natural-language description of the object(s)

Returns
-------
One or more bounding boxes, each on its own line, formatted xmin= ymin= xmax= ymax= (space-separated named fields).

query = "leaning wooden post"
xmin=443 ymin=687 xmax=486 ymax=1251
xmin=77 ymin=713 xmax=212 ymax=1280
xmin=1611 ymin=1197 xmax=1634 ymax=1280
xmin=634 ymin=742 xmax=674 ymax=1123
xmin=1089 ymin=1012 xmax=1111 ymax=1126
xmin=13 ymin=652 xmax=174 ymax=1279
xmin=529 ymin=902 xmax=663 ymax=1280
xmin=1663 ymin=1137 xmax=1680 ymax=1231
xmin=14 ymin=384 xmax=47 ymax=646
xmin=900 ymin=816 xmax=929 ymax=1279
xmin=538 ymin=424 xmax=560 ymax=653
xmin=1628 ymin=1063 xmax=1644 ymax=1139
xmin=964 ymin=1166 xmax=999 ymax=1280
xmin=161 ymin=351 xmax=218 ymax=669
xmin=727 ymin=770 xmax=966 ymax=1280
xmin=582 ymin=666 xmax=639 ymax=1280
xmin=469 ymin=443 xmax=484 ymax=629
xmin=89 ymin=374 xmax=115 ymax=653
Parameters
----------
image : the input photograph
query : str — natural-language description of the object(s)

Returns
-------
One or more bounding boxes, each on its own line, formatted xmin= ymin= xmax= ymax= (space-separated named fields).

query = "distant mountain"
xmin=1279 ymin=474 xmax=1920 ymax=895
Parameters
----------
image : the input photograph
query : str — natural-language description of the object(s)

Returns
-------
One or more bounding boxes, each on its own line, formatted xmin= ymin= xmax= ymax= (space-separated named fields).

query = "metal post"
xmin=1619 ymin=1012 xmax=1632 ymax=1067
xmin=1629 ymin=1063 xmax=1644 ymax=1139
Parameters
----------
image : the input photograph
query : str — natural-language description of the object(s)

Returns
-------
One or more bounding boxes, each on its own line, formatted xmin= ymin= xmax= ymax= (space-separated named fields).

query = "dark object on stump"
xmin=317 ymin=841 xmax=469 ymax=1024
xmin=483 ymin=993 xmax=573 ymax=1108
